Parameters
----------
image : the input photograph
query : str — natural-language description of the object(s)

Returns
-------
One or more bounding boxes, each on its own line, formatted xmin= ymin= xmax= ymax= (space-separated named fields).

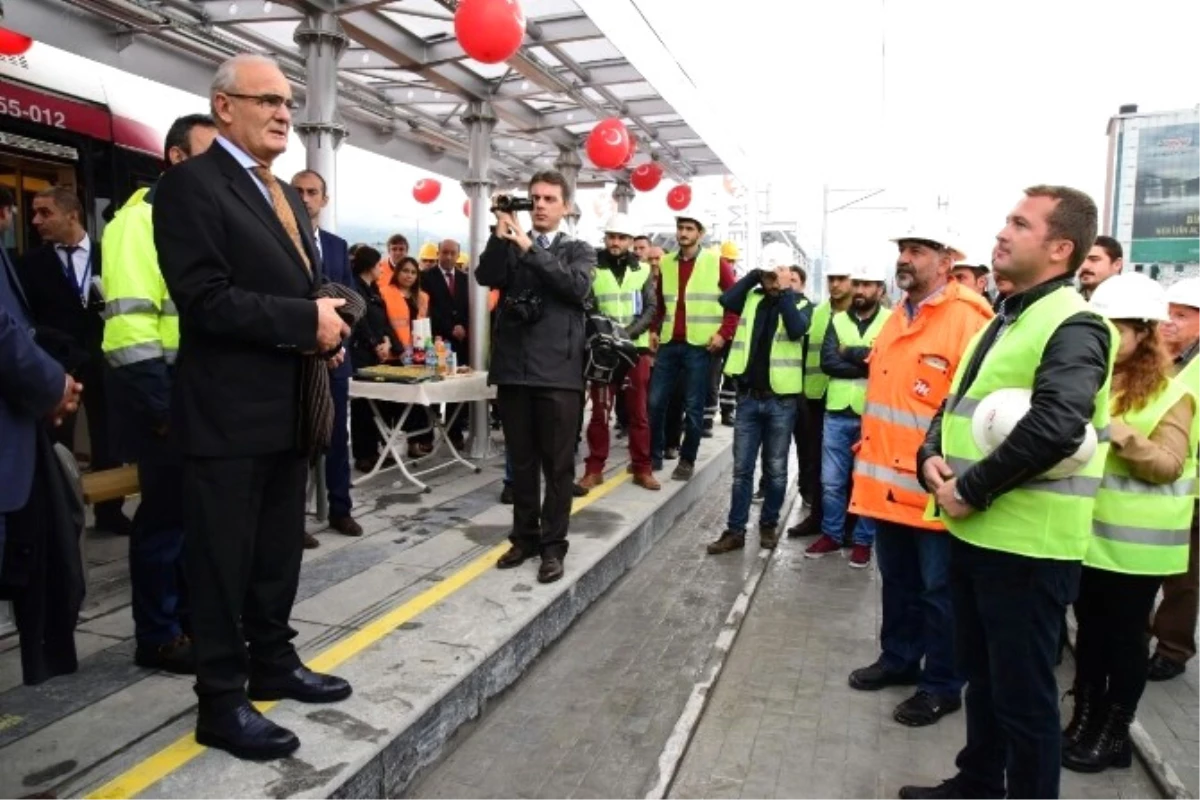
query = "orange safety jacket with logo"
xmin=379 ymin=282 xmax=429 ymax=351
xmin=849 ymin=281 xmax=994 ymax=530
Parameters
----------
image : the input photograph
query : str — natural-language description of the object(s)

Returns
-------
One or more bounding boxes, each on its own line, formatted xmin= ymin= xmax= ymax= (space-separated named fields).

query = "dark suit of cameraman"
xmin=476 ymin=229 xmax=595 ymax=575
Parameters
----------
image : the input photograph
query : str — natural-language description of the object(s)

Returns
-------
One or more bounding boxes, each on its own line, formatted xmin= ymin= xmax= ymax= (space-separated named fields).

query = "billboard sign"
xmin=1131 ymin=122 xmax=1200 ymax=263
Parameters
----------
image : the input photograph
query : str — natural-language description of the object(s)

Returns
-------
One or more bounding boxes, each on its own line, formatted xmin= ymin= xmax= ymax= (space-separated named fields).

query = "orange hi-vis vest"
xmin=379 ymin=282 xmax=429 ymax=350
xmin=849 ymin=281 xmax=994 ymax=530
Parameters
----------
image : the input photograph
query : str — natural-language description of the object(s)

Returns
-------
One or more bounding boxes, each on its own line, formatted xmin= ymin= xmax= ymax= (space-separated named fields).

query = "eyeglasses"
xmin=222 ymin=92 xmax=298 ymax=112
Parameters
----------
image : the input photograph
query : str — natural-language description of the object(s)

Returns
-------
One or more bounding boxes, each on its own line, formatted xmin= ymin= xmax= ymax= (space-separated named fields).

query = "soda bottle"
xmin=434 ymin=337 xmax=448 ymax=376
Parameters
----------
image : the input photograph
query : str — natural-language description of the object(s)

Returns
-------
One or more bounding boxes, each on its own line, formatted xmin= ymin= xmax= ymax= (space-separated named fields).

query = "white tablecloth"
xmin=348 ymin=371 xmax=496 ymax=404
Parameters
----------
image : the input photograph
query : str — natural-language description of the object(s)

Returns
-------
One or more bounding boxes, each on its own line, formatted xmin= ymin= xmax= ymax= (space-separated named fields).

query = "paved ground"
xmin=669 ymin=530 xmax=1162 ymax=800
xmin=1138 ymin=611 xmax=1199 ymax=797
xmin=412 ymin=467 xmax=1167 ymax=800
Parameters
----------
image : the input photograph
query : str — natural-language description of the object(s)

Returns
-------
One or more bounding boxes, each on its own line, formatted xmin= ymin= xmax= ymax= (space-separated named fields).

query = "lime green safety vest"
xmin=660 ymin=249 xmax=723 ymax=346
xmin=1087 ymin=377 xmax=1198 ymax=575
xmin=101 ymin=187 xmax=179 ymax=367
xmin=723 ymin=291 xmax=806 ymax=394
xmin=936 ymin=286 xmax=1117 ymax=561
xmin=592 ymin=263 xmax=651 ymax=348
xmin=825 ymin=308 xmax=891 ymax=414
xmin=803 ymin=301 xmax=832 ymax=400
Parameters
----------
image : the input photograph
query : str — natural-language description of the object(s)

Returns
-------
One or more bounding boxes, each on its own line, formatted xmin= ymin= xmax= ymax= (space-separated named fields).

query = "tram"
xmin=0 ymin=41 xmax=163 ymax=258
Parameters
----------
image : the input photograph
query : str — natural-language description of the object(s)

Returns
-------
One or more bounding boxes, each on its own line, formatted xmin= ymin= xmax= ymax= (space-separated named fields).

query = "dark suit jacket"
xmin=420 ymin=265 xmax=469 ymax=357
xmin=16 ymin=240 xmax=105 ymax=372
xmin=318 ymin=229 xmax=353 ymax=380
xmin=153 ymin=141 xmax=323 ymax=458
xmin=0 ymin=248 xmax=65 ymax=518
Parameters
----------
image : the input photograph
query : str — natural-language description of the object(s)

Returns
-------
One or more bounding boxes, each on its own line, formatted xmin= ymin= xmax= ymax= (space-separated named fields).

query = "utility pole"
xmin=818 ymin=183 xmax=906 ymax=294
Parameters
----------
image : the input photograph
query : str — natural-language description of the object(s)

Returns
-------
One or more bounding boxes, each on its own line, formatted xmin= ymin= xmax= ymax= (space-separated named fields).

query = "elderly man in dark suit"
xmin=476 ymin=170 xmax=595 ymax=584
xmin=291 ymin=169 xmax=361 ymax=545
xmin=1 ymin=184 xmax=85 ymax=686
xmin=421 ymin=238 xmax=470 ymax=447
xmin=153 ymin=53 xmax=353 ymax=761
xmin=18 ymin=186 xmax=132 ymax=536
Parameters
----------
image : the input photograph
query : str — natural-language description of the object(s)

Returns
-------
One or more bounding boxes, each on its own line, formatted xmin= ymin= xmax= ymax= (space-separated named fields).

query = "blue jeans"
xmin=819 ymin=413 xmax=876 ymax=546
xmin=649 ymin=342 xmax=711 ymax=464
xmin=727 ymin=393 xmax=797 ymax=532
xmin=131 ymin=446 xmax=186 ymax=645
xmin=504 ymin=450 xmax=513 ymax=484
xmin=951 ymin=536 xmax=1079 ymax=799
xmin=325 ymin=375 xmax=353 ymax=519
xmin=875 ymin=521 xmax=962 ymax=696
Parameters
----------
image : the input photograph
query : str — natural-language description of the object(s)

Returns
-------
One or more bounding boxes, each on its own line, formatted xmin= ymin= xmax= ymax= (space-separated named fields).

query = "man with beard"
xmin=1078 ymin=235 xmax=1123 ymax=300
xmin=846 ymin=224 xmax=992 ymax=729
xmin=577 ymin=214 xmax=659 ymax=491
xmin=787 ymin=264 xmax=854 ymax=538
xmin=805 ymin=265 xmax=891 ymax=566
xmin=950 ymin=262 xmax=991 ymax=299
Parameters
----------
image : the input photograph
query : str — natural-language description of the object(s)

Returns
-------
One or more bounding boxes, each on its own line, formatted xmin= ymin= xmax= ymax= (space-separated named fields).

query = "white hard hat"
xmin=824 ymin=261 xmax=852 ymax=278
xmin=1167 ymin=276 xmax=1200 ymax=309
xmin=971 ymin=388 xmax=1097 ymax=480
xmin=675 ymin=214 xmax=706 ymax=230
xmin=1089 ymin=272 xmax=1169 ymax=322
xmin=604 ymin=213 xmax=636 ymax=237
xmin=891 ymin=219 xmax=967 ymax=263
xmin=849 ymin=263 xmax=887 ymax=283
xmin=761 ymin=242 xmax=794 ymax=270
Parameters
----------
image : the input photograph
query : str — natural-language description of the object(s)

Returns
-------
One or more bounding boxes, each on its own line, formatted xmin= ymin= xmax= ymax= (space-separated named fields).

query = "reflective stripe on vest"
xmin=660 ymin=249 xmax=723 ymax=346
xmin=803 ymin=301 xmax=832 ymax=400
xmin=825 ymin=308 xmax=891 ymax=414
xmin=1087 ymin=376 xmax=1197 ymax=575
xmin=592 ymin=265 xmax=651 ymax=348
xmin=935 ymin=286 xmax=1116 ymax=560
xmin=723 ymin=292 xmax=805 ymax=394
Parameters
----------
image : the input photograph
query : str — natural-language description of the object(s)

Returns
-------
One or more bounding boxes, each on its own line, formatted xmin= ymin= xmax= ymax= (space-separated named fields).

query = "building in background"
xmin=1103 ymin=104 xmax=1200 ymax=287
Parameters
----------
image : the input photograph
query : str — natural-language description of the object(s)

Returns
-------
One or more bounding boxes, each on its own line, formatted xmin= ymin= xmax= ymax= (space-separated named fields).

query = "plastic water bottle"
xmin=447 ymin=351 xmax=457 ymax=375
xmin=401 ymin=345 xmax=413 ymax=366
xmin=425 ymin=339 xmax=437 ymax=372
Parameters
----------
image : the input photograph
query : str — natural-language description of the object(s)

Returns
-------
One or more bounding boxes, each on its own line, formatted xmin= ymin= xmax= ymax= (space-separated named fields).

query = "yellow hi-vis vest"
xmin=825 ymin=308 xmax=892 ymax=414
xmin=723 ymin=291 xmax=806 ymax=394
xmin=101 ymin=187 xmax=179 ymax=367
xmin=935 ymin=285 xmax=1117 ymax=561
xmin=592 ymin=263 xmax=651 ymax=348
xmin=804 ymin=300 xmax=832 ymax=400
xmin=660 ymin=249 xmax=723 ymax=346
xmin=1087 ymin=377 xmax=1198 ymax=575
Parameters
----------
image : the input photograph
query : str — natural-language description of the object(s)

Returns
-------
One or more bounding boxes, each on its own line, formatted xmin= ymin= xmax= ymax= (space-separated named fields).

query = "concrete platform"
xmin=0 ymin=428 xmax=733 ymax=799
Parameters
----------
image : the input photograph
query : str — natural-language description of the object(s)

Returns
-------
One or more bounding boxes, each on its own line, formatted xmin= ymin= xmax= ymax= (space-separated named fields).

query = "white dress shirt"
xmin=57 ymin=233 xmax=92 ymax=302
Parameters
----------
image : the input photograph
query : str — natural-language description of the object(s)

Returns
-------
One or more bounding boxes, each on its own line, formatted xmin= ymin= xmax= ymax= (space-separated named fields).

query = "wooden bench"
xmin=81 ymin=465 xmax=140 ymax=505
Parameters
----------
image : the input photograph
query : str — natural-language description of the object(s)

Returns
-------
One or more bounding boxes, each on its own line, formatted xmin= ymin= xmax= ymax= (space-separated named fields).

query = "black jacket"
xmin=719 ymin=269 xmax=811 ymax=392
xmin=591 ymin=248 xmax=657 ymax=341
xmin=16 ymin=240 xmax=105 ymax=372
xmin=476 ymin=231 xmax=595 ymax=391
xmin=153 ymin=142 xmax=323 ymax=458
xmin=420 ymin=265 xmax=469 ymax=359
xmin=917 ymin=275 xmax=1112 ymax=510
xmin=350 ymin=274 xmax=398 ymax=369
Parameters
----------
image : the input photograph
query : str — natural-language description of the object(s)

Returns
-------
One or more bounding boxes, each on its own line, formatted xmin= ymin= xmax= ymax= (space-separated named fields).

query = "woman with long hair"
xmin=378 ymin=255 xmax=432 ymax=456
xmin=1063 ymin=272 xmax=1197 ymax=774
xmin=347 ymin=247 xmax=401 ymax=472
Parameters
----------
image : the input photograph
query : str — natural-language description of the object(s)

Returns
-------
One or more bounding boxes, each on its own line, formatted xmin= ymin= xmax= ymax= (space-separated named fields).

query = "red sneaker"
xmin=849 ymin=544 xmax=872 ymax=569
xmin=804 ymin=534 xmax=841 ymax=559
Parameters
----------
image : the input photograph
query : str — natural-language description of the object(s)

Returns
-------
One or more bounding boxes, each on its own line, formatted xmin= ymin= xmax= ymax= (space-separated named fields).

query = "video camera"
xmin=491 ymin=194 xmax=534 ymax=214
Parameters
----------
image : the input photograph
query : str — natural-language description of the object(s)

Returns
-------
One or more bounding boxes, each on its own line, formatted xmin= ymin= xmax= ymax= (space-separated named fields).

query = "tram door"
xmin=0 ymin=142 xmax=78 ymax=260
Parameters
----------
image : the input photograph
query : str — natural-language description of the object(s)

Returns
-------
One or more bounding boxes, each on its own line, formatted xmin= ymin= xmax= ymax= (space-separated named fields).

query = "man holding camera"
xmin=476 ymin=171 xmax=596 ymax=584
xmin=577 ymin=213 xmax=660 ymax=493
xmin=707 ymin=252 xmax=812 ymax=554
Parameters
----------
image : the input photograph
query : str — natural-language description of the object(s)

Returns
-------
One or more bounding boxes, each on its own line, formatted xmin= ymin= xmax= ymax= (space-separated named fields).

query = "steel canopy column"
xmin=612 ymin=180 xmax=634 ymax=215
xmin=555 ymin=147 xmax=582 ymax=233
xmin=463 ymin=101 xmax=497 ymax=459
xmin=294 ymin=14 xmax=348 ymax=231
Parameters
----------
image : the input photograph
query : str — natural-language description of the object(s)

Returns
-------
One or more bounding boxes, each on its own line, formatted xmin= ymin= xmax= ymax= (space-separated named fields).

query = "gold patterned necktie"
xmin=251 ymin=165 xmax=311 ymax=273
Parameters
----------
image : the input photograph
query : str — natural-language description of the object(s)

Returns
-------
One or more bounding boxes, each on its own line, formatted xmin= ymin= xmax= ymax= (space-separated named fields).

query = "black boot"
xmin=1062 ymin=702 xmax=1135 ymax=773
xmin=1062 ymin=683 xmax=1105 ymax=751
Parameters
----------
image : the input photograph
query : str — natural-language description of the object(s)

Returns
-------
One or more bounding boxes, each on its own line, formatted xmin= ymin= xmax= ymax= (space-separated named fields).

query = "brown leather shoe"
xmin=759 ymin=525 xmax=779 ymax=550
xmin=496 ymin=545 xmax=531 ymax=569
xmin=632 ymin=472 xmax=661 ymax=491
xmin=706 ymin=530 xmax=745 ymax=555
xmin=329 ymin=516 xmax=363 ymax=537
xmin=538 ymin=556 xmax=564 ymax=583
xmin=576 ymin=472 xmax=604 ymax=491
xmin=303 ymin=532 xmax=320 ymax=549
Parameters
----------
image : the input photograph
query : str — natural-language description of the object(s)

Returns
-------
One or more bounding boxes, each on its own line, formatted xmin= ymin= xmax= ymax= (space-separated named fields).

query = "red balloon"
xmin=585 ymin=118 xmax=633 ymax=171
xmin=413 ymin=178 xmax=441 ymax=204
xmin=454 ymin=0 xmax=526 ymax=65
xmin=0 ymin=28 xmax=32 ymax=57
xmin=630 ymin=162 xmax=663 ymax=192
xmin=666 ymin=184 xmax=692 ymax=211
xmin=463 ymin=199 xmax=471 ymax=217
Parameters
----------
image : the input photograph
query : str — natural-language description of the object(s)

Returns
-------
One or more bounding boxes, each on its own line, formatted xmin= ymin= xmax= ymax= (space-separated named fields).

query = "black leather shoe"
xmin=899 ymin=775 xmax=1004 ymax=799
xmin=500 ymin=483 xmax=514 ymax=504
xmin=196 ymin=701 xmax=299 ymax=761
xmin=329 ymin=516 xmax=363 ymax=537
xmin=1147 ymin=653 xmax=1186 ymax=682
xmin=538 ymin=556 xmax=564 ymax=584
xmin=893 ymin=690 xmax=961 ymax=727
xmin=248 ymin=666 xmax=352 ymax=703
xmin=787 ymin=514 xmax=821 ymax=539
xmin=848 ymin=659 xmax=920 ymax=691
xmin=496 ymin=545 xmax=531 ymax=569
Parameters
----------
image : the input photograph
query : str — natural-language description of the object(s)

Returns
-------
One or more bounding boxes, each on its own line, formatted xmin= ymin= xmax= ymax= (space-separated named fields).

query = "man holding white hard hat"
xmin=905 ymin=186 xmax=1117 ymax=800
